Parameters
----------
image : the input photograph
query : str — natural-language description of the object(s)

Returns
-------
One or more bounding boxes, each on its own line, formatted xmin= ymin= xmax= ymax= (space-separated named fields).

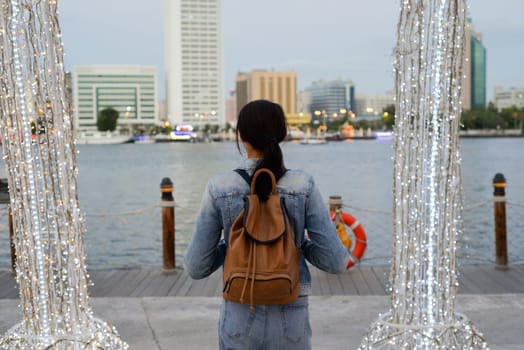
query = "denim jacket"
xmin=184 ymin=158 xmax=350 ymax=295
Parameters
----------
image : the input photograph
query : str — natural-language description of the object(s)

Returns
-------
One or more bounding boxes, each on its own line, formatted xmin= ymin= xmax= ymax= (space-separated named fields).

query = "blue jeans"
xmin=219 ymin=296 xmax=311 ymax=350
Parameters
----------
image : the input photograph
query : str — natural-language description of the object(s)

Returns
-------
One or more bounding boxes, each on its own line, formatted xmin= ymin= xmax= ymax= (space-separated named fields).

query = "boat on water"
xmin=299 ymin=128 xmax=328 ymax=145
xmin=76 ymin=131 xmax=134 ymax=145
xmin=133 ymin=135 xmax=155 ymax=144
xmin=374 ymin=131 xmax=394 ymax=141
xmin=299 ymin=138 xmax=328 ymax=145
xmin=154 ymin=124 xmax=197 ymax=142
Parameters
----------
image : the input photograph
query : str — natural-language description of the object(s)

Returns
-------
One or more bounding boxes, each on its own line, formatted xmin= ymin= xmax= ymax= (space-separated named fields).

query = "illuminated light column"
xmin=0 ymin=1 xmax=127 ymax=349
xmin=359 ymin=1 xmax=488 ymax=349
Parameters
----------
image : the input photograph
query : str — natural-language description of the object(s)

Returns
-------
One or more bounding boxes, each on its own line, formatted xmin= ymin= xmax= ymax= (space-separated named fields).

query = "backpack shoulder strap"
xmin=233 ymin=168 xmax=251 ymax=185
xmin=234 ymin=168 xmax=289 ymax=186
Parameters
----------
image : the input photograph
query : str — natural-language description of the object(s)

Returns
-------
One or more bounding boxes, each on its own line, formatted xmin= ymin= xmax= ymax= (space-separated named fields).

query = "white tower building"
xmin=164 ymin=0 xmax=224 ymax=128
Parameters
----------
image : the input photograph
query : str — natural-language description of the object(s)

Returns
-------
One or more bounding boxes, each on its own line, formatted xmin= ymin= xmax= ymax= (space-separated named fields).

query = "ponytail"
xmin=236 ymin=100 xmax=287 ymax=201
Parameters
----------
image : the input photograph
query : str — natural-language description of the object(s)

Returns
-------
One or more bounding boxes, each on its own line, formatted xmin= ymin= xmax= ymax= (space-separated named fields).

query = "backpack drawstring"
xmin=239 ymin=240 xmax=253 ymax=305
xmin=239 ymin=239 xmax=257 ymax=312
xmin=249 ymin=244 xmax=257 ymax=312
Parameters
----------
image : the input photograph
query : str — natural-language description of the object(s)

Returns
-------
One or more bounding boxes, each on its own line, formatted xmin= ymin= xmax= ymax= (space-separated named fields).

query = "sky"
xmin=58 ymin=1 xmax=524 ymax=102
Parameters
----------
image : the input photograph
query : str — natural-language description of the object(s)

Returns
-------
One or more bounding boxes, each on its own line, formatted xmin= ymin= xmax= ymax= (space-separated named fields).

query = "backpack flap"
xmin=244 ymin=194 xmax=286 ymax=243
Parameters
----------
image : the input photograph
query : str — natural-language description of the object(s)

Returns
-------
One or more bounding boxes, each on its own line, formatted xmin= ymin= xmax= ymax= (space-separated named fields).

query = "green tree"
xmin=382 ymin=104 xmax=395 ymax=130
xmin=211 ymin=124 xmax=220 ymax=133
xmin=328 ymin=116 xmax=348 ymax=132
xmin=97 ymin=107 xmax=119 ymax=131
xmin=461 ymin=104 xmax=519 ymax=130
xmin=500 ymin=106 xmax=524 ymax=130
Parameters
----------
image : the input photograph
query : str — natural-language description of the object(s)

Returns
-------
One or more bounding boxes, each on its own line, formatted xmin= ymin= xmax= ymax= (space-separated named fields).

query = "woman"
xmin=184 ymin=99 xmax=350 ymax=349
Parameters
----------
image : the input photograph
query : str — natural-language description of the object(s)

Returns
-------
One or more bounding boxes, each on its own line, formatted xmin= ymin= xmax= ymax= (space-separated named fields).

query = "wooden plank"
xmin=133 ymin=270 xmax=180 ymax=297
xmin=467 ymin=267 xmax=508 ymax=293
xmin=153 ymin=273 xmax=180 ymax=297
xmin=0 ymin=270 xmax=17 ymax=299
xmin=102 ymin=270 xmax=134 ymax=297
xmin=478 ymin=265 xmax=524 ymax=293
xmin=214 ymin=272 xmax=224 ymax=297
xmin=122 ymin=270 xmax=155 ymax=296
xmin=324 ymin=272 xmax=344 ymax=295
xmin=84 ymin=270 xmax=99 ymax=289
xmin=185 ymin=275 xmax=209 ymax=296
xmin=458 ymin=266 xmax=498 ymax=294
xmin=88 ymin=269 xmax=112 ymax=289
xmin=371 ymin=266 xmax=390 ymax=294
xmin=373 ymin=266 xmax=390 ymax=286
xmin=177 ymin=273 xmax=200 ymax=296
xmin=199 ymin=270 xmax=221 ymax=297
xmin=0 ymin=271 xmax=15 ymax=298
xmin=347 ymin=267 xmax=370 ymax=295
xmin=2 ymin=265 xmax=523 ymax=299
xmin=361 ymin=267 xmax=387 ymax=295
xmin=168 ymin=269 xmax=191 ymax=296
xmin=89 ymin=270 xmax=119 ymax=297
xmin=505 ymin=265 xmax=524 ymax=287
xmin=92 ymin=270 xmax=125 ymax=296
xmin=309 ymin=267 xmax=322 ymax=295
xmin=457 ymin=270 xmax=477 ymax=294
xmin=338 ymin=270 xmax=359 ymax=295
xmin=129 ymin=270 xmax=161 ymax=297
xmin=311 ymin=266 xmax=331 ymax=296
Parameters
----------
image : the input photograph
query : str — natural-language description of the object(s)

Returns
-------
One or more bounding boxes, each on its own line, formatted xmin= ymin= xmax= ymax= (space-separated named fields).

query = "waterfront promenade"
xmin=1 ymin=265 xmax=523 ymax=349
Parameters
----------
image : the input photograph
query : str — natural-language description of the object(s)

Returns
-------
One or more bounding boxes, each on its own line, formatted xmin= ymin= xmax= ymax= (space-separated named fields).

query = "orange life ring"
xmin=330 ymin=211 xmax=367 ymax=269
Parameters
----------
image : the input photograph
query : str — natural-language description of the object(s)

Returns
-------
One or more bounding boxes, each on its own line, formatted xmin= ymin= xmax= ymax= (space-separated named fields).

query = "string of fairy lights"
xmin=359 ymin=0 xmax=489 ymax=349
xmin=0 ymin=0 xmax=127 ymax=348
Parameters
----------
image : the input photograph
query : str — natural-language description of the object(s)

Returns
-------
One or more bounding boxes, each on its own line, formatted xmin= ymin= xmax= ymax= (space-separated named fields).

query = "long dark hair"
xmin=236 ymin=100 xmax=287 ymax=200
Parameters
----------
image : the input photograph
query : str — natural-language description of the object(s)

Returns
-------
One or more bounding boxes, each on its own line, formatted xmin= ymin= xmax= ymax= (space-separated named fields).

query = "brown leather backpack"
xmin=223 ymin=168 xmax=300 ymax=309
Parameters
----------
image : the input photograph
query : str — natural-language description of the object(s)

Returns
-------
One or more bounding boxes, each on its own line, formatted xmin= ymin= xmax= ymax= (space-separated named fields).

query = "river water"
xmin=0 ymin=138 xmax=523 ymax=269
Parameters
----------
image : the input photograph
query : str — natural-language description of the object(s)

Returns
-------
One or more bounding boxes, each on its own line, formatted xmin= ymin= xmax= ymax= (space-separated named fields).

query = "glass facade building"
xmin=307 ymin=79 xmax=354 ymax=121
xmin=462 ymin=19 xmax=486 ymax=110
xmin=470 ymin=35 xmax=486 ymax=109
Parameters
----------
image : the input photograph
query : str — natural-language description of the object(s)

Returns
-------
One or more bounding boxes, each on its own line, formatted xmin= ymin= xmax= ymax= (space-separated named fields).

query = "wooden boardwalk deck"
xmin=0 ymin=265 xmax=523 ymax=299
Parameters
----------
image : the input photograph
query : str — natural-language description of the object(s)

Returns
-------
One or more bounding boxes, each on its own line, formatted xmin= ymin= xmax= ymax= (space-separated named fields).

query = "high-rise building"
xmin=494 ymin=86 xmax=524 ymax=110
xmin=164 ymin=0 xmax=224 ymax=128
xmin=462 ymin=18 xmax=486 ymax=110
xmin=306 ymin=79 xmax=354 ymax=121
xmin=353 ymin=92 xmax=395 ymax=119
xmin=72 ymin=65 xmax=158 ymax=131
xmin=235 ymin=70 xmax=297 ymax=115
xmin=297 ymin=90 xmax=312 ymax=114
xmin=225 ymin=89 xmax=237 ymax=126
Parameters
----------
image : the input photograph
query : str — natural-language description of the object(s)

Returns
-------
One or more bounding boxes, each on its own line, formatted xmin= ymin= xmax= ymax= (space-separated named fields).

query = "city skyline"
xmin=58 ymin=1 xmax=524 ymax=103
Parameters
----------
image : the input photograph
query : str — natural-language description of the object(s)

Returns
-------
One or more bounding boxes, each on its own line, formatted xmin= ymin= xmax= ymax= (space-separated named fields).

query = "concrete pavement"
xmin=1 ymin=294 xmax=523 ymax=349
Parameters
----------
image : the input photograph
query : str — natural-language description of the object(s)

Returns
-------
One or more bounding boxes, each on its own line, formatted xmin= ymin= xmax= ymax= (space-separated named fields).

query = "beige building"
xmin=235 ymin=70 xmax=297 ymax=115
